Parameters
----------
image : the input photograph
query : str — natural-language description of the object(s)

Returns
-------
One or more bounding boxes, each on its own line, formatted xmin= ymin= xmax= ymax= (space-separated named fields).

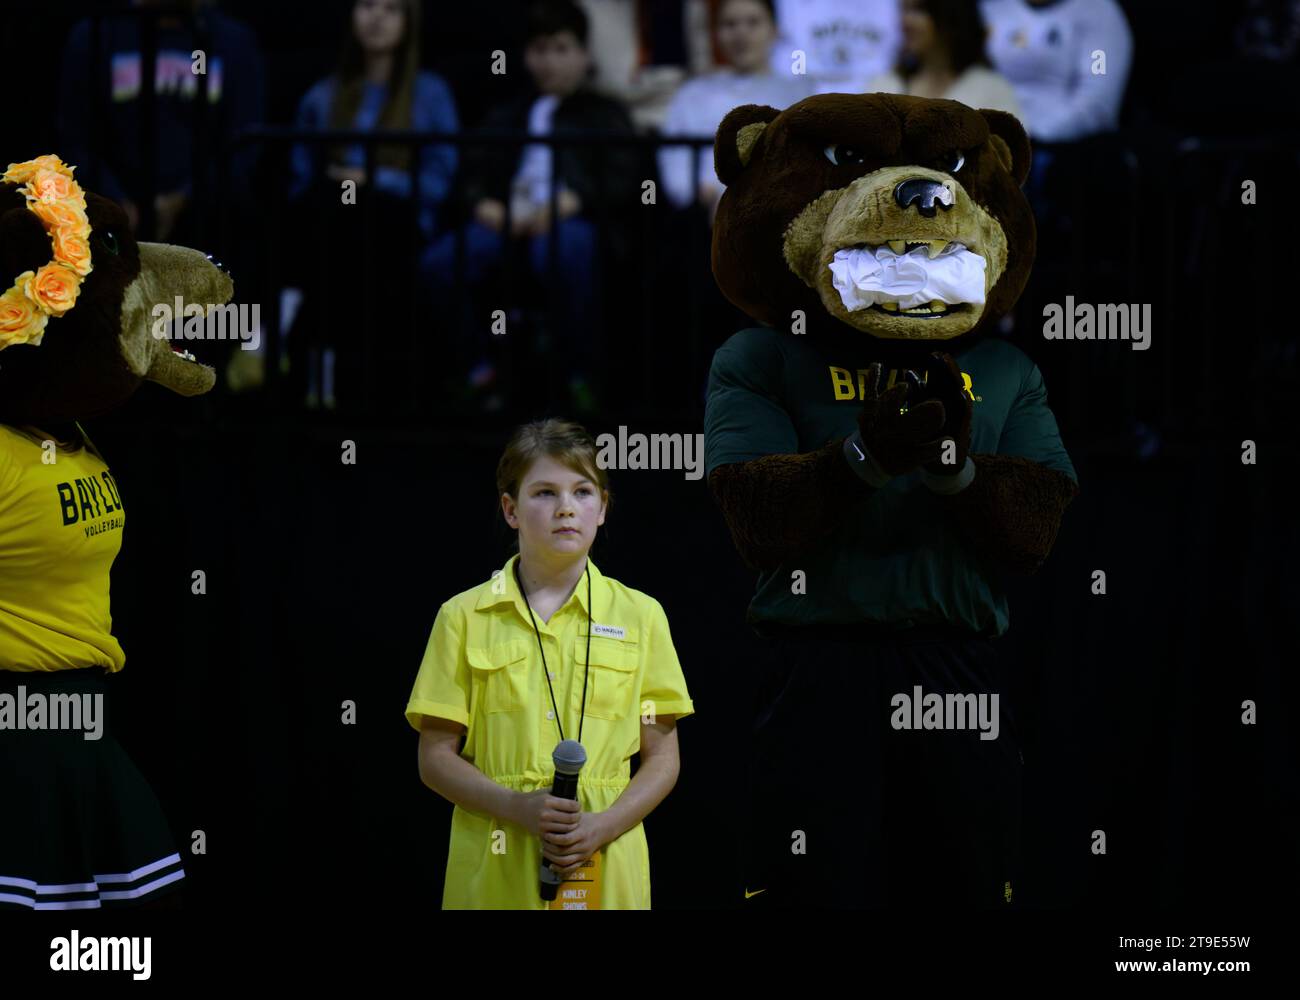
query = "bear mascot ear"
xmin=714 ymin=104 xmax=782 ymax=187
xmin=980 ymin=108 xmax=1032 ymax=186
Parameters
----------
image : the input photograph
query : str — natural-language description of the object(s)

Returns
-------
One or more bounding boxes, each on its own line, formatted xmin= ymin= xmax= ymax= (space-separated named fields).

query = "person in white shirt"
xmin=868 ymin=0 xmax=1022 ymax=120
xmin=979 ymin=0 xmax=1131 ymax=142
xmin=660 ymin=0 xmax=811 ymax=218
xmin=659 ymin=0 xmax=811 ymax=217
xmin=659 ymin=0 xmax=812 ymax=216
xmin=768 ymin=0 xmax=902 ymax=94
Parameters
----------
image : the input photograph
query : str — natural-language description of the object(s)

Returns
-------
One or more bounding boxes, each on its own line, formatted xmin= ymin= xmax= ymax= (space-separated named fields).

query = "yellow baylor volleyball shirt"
xmin=0 ymin=424 xmax=127 ymax=672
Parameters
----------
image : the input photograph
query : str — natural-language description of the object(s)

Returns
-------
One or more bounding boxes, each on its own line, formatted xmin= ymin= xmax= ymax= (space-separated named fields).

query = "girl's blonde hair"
xmin=496 ymin=419 xmax=612 ymax=545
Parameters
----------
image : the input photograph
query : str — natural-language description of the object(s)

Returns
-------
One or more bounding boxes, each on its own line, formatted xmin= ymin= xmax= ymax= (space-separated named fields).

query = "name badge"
xmin=591 ymin=623 xmax=626 ymax=640
xmin=548 ymin=850 xmax=603 ymax=910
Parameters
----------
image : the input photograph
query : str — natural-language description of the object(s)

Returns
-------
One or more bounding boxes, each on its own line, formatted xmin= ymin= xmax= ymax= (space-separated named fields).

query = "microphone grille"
xmin=552 ymin=739 xmax=587 ymax=775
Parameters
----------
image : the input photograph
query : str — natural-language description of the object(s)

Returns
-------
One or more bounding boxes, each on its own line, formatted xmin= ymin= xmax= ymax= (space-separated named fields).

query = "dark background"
xmin=0 ymin=0 xmax=1296 ymax=922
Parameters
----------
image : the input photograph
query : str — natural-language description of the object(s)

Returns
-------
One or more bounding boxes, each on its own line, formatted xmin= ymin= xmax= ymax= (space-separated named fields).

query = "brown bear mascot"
xmin=0 ymin=155 xmax=229 ymax=910
xmin=703 ymin=95 xmax=1079 ymax=907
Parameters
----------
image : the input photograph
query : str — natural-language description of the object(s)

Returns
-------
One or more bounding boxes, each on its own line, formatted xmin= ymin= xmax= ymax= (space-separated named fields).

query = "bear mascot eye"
xmin=97 ymin=230 xmax=120 ymax=255
xmin=945 ymin=151 xmax=966 ymax=173
xmin=823 ymin=144 xmax=866 ymax=167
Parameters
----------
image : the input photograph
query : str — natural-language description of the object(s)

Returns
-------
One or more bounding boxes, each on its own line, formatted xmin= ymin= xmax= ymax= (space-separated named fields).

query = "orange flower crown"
xmin=0 ymin=155 xmax=94 ymax=352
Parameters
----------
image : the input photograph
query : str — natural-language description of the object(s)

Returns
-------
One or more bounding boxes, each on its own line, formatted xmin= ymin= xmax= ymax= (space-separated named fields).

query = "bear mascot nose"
xmin=893 ymin=178 xmax=955 ymax=217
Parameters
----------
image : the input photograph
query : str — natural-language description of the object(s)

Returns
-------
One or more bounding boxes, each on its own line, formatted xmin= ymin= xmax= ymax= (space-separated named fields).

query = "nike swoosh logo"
xmin=851 ymin=440 xmax=865 ymax=460
xmin=744 ymin=888 xmax=766 ymax=899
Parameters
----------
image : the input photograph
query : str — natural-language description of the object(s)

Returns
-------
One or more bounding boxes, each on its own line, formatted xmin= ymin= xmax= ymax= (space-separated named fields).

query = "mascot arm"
xmin=936 ymin=454 xmax=1079 ymax=575
xmin=708 ymin=438 xmax=876 ymax=572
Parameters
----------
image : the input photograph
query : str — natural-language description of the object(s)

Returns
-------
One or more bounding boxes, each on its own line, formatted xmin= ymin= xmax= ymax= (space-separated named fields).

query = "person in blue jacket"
xmin=289 ymin=0 xmax=459 ymax=247
xmin=287 ymin=0 xmax=460 ymax=411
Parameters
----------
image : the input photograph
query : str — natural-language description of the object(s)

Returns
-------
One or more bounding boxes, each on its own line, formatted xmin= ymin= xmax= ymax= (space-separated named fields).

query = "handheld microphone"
xmin=539 ymin=739 xmax=586 ymax=901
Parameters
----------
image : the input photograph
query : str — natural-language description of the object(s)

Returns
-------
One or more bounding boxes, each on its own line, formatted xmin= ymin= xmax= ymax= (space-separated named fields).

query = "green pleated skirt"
xmin=0 ymin=668 xmax=185 ymax=910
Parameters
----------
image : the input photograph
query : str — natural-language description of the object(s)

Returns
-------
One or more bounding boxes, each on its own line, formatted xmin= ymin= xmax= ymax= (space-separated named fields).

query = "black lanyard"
xmin=514 ymin=559 xmax=592 ymax=745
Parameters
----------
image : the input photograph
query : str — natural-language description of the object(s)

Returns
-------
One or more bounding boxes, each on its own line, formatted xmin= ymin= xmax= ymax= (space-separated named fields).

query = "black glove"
xmin=855 ymin=361 xmax=947 ymax=477
xmin=918 ymin=352 xmax=972 ymax=476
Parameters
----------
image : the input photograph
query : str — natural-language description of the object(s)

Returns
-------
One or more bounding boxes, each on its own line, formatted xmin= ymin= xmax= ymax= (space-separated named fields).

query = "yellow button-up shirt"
xmin=406 ymin=552 xmax=694 ymax=909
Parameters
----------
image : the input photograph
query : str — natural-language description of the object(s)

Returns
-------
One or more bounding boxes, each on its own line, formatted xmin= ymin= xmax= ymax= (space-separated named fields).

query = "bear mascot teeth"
xmin=0 ymin=154 xmax=230 ymax=910
xmin=702 ymin=94 xmax=1079 ymax=907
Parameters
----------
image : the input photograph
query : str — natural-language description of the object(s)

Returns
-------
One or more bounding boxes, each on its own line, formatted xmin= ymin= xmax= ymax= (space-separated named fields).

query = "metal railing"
xmin=230 ymin=127 xmax=719 ymax=418
xmin=67 ymin=6 xmax=1300 ymax=439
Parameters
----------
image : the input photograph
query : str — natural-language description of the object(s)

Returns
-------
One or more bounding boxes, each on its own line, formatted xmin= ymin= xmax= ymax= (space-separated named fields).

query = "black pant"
xmin=742 ymin=628 xmax=1024 ymax=908
xmin=287 ymin=184 xmax=426 ymax=413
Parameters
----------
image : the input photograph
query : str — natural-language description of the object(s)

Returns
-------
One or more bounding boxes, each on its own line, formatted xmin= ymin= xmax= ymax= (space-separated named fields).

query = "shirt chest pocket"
xmin=574 ymin=633 xmax=639 ymax=721
xmin=467 ymin=640 xmax=530 ymax=714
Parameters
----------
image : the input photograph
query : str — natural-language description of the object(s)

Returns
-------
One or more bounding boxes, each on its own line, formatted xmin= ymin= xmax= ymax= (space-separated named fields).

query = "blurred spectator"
xmin=868 ymin=0 xmax=1021 ymax=118
xmin=423 ymin=0 xmax=639 ymax=415
xmin=58 ymin=0 xmax=265 ymax=244
xmin=1235 ymin=0 xmax=1300 ymax=61
xmin=579 ymin=0 xmax=694 ymax=131
xmin=659 ymin=0 xmax=811 ymax=218
xmin=289 ymin=0 xmax=459 ymax=246
xmin=286 ymin=0 xmax=457 ymax=411
xmin=980 ymin=0 xmax=1131 ymax=142
xmin=767 ymin=0 xmax=902 ymax=94
xmin=686 ymin=0 xmax=722 ymax=75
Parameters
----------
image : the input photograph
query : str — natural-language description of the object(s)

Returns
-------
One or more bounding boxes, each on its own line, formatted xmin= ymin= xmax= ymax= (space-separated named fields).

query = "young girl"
xmin=405 ymin=418 xmax=693 ymax=909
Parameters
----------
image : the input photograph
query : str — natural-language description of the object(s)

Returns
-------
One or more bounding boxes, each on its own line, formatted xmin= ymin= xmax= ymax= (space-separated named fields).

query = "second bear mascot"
xmin=703 ymin=94 xmax=1079 ymax=907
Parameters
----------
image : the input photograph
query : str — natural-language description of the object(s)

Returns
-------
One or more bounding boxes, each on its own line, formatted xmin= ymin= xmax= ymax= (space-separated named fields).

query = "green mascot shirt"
xmin=703 ymin=326 xmax=1077 ymax=637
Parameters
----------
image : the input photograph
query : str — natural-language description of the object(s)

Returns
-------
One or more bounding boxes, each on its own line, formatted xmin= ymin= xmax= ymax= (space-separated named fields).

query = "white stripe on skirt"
xmin=0 ymin=852 xmax=185 ymax=908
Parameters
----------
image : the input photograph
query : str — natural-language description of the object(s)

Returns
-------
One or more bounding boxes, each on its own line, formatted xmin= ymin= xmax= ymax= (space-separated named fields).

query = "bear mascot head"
xmin=711 ymin=92 xmax=1033 ymax=353
xmin=0 ymin=154 xmax=230 ymax=429
xmin=703 ymin=93 xmax=1079 ymax=582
